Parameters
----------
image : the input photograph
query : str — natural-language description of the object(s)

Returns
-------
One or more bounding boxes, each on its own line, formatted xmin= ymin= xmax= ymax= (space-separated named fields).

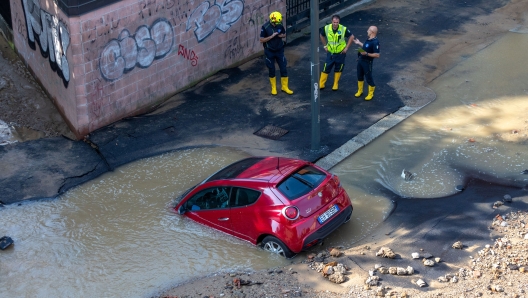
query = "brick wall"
xmin=11 ymin=0 xmax=285 ymax=138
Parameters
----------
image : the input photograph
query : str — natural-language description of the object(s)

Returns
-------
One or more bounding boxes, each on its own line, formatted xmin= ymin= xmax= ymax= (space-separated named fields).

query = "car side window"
xmin=185 ymin=187 xmax=231 ymax=211
xmin=232 ymin=187 xmax=260 ymax=207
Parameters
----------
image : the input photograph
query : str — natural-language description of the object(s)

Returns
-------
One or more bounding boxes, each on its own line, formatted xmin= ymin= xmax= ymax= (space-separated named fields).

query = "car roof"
xmin=206 ymin=156 xmax=308 ymax=183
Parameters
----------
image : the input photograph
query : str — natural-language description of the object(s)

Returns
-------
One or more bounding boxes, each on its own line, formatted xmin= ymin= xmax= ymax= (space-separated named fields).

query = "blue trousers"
xmin=322 ymin=52 xmax=346 ymax=73
xmin=265 ymin=48 xmax=288 ymax=78
xmin=357 ymin=59 xmax=375 ymax=86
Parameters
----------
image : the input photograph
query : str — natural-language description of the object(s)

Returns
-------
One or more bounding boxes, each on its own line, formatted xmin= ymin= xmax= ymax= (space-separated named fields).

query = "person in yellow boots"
xmin=319 ymin=15 xmax=354 ymax=91
xmin=259 ymin=11 xmax=293 ymax=95
xmin=354 ymin=26 xmax=380 ymax=100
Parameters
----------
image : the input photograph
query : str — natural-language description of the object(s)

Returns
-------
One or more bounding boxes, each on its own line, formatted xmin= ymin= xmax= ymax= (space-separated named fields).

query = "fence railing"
xmin=286 ymin=0 xmax=362 ymax=34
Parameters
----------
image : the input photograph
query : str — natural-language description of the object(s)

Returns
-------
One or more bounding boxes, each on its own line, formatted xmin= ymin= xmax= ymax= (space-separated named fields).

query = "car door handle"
xmin=218 ymin=217 xmax=229 ymax=221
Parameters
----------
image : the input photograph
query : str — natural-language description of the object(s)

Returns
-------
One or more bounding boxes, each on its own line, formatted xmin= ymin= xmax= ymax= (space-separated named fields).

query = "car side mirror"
xmin=178 ymin=205 xmax=187 ymax=214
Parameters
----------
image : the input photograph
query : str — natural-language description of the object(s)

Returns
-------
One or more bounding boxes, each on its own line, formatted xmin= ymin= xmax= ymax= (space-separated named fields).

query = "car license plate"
xmin=317 ymin=205 xmax=339 ymax=224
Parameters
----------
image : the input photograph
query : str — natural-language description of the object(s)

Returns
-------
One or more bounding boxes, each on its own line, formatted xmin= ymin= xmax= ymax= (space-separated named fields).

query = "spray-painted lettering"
xmin=99 ymin=18 xmax=173 ymax=81
xmin=177 ymin=45 xmax=198 ymax=66
xmin=186 ymin=0 xmax=244 ymax=42
xmin=21 ymin=0 xmax=70 ymax=85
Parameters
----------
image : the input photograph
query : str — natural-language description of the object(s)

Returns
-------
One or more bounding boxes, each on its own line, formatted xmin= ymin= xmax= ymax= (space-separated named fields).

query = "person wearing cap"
xmin=260 ymin=11 xmax=293 ymax=95
xmin=354 ymin=26 xmax=380 ymax=100
xmin=319 ymin=15 xmax=355 ymax=91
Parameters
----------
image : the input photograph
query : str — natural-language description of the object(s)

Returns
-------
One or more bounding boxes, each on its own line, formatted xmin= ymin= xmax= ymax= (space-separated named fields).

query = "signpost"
xmin=310 ymin=0 xmax=320 ymax=150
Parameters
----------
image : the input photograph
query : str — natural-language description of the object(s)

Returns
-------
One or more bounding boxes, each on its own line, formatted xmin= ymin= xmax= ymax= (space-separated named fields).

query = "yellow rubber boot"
xmin=269 ymin=77 xmax=277 ymax=95
xmin=332 ymin=72 xmax=342 ymax=90
xmin=365 ymin=85 xmax=375 ymax=100
xmin=319 ymin=72 xmax=328 ymax=89
xmin=281 ymin=77 xmax=294 ymax=94
xmin=354 ymin=81 xmax=364 ymax=97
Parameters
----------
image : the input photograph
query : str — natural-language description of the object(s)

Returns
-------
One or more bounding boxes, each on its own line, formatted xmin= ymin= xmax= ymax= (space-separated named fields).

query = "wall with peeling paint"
xmin=10 ymin=0 xmax=283 ymax=137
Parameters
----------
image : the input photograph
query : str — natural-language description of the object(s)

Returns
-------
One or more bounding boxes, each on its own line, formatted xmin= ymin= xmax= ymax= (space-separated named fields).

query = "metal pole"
xmin=310 ymin=0 xmax=320 ymax=150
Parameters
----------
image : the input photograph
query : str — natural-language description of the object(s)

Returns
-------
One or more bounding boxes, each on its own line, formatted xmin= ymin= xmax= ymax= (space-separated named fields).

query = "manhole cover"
xmin=254 ymin=125 xmax=289 ymax=140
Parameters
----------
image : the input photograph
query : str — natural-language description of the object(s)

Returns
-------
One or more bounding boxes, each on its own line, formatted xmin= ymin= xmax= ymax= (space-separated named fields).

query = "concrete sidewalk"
xmin=0 ymin=0 xmax=510 ymax=204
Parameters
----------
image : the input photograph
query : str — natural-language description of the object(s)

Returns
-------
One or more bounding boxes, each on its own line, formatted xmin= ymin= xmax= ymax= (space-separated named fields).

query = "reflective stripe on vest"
xmin=325 ymin=24 xmax=346 ymax=53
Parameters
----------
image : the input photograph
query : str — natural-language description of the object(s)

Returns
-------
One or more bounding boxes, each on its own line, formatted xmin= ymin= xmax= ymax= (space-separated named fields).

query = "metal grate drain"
xmin=253 ymin=125 xmax=289 ymax=140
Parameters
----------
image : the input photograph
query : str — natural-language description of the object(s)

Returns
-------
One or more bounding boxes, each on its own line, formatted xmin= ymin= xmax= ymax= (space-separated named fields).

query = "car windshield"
xmin=277 ymin=166 xmax=326 ymax=200
xmin=205 ymin=157 xmax=265 ymax=182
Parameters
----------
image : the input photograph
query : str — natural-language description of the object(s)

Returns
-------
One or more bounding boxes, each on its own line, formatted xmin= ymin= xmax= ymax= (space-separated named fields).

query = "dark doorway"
xmin=0 ymin=0 xmax=12 ymax=30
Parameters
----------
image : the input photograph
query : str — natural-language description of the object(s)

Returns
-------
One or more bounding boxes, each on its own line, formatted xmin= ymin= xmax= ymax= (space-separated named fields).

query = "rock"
xmin=415 ymin=279 xmax=427 ymax=287
xmin=500 ymin=221 xmax=508 ymax=227
xmin=411 ymin=252 xmax=420 ymax=259
xmin=434 ymin=257 xmax=441 ymax=263
xmin=376 ymin=247 xmax=396 ymax=258
xmin=423 ymin=259 xmax=435 ymax=267
xmin=507 ymin=264 xmax=518 ymax=270
xmin=406 ymin=266 xmax=414 ymax=275
xmin=328 ymin=272 xmax=345 ymax=283
xmin=503 ymin=194 xmax=512 ymax=202
xmin=519 ymin=266 xmax=526 ymax=273
xmin=375 ymin=286 xmax=386 ymax=296
xmin=396 ymin=267 xmax=407 ymax=275
xmin=329 ymin=248 xmax=341 ymax=257
xmin=452 ymin=241 xmax=463 ymax=249
xmin=365 ymin=275 xmax=379 ymax=286
xmin=333 ymin=264 xmax=347 ymax=274
xmin=401 ymin=169 xmax=415 ymax=181
xmin=378 ymin=266 xmax=389 ymax=274
xmin=389 ymin=267 xmax=398 ymax=275
xmin=438 ymin=276 xmax=448 ymax=282
xmin=493 ymin=201 xmax=504 ymax=208
xmin=322 ymin=265 xmax=334 ymax=276
xmin=473 ymin=271 xmax=481 ymax=278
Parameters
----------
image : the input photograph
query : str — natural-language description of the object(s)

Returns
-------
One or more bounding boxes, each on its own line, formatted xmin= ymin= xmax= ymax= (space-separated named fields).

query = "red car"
xmin=174 ymin=156 xmax=353 ymax=258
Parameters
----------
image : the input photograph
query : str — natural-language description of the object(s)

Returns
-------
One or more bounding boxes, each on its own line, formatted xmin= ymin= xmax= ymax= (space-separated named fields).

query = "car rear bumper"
xmin=301 ymin=205 xmax=353 ymax=251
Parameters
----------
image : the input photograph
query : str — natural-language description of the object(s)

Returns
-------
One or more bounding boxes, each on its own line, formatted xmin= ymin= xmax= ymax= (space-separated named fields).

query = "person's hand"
xmin=353 ymin=38 xmax=360 ymax=45
xmin=343 ymin=47 xmax=348 ymax=54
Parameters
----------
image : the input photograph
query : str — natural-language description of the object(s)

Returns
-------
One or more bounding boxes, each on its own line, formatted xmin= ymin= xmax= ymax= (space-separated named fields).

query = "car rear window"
xmin=206 ymin=157 xmax=265 ymax=182
xmin=276 ymin=166 xmax=327 ymax=200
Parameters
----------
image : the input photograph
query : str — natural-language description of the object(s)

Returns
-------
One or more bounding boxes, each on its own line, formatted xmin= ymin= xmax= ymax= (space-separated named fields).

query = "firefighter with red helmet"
xmin=259 ymin=11 xmax=293 ymax=95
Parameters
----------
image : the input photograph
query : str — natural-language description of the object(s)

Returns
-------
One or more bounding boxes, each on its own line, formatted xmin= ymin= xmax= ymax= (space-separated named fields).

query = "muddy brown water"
xmin=1 ymin=32 xmax=528 ymax=297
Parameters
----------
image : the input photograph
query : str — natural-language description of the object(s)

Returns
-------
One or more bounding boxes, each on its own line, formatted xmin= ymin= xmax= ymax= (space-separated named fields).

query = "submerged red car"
xmin=174 ymin=156 xmax=353 ymax=258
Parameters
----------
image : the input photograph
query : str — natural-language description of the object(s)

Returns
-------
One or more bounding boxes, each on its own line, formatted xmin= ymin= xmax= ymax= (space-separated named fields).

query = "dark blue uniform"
xmin=357 ymin=37 xmax=380 ymax=86
xmin=260 ymin=21 xmax=288 ymax=78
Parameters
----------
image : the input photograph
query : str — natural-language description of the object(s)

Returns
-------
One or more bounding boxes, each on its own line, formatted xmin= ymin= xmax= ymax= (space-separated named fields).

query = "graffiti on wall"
xmin=177 ymin=45 xmax=198 ymax=66
xmin=186 ymin=0 xmax=244 ymax=42
xmin=21 ymin=0 xmax=71 ymax=85
xmin=99 ymin=18 xmax=174 ymax=81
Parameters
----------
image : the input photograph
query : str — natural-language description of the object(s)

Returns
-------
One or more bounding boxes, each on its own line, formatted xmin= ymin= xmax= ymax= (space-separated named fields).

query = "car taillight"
xmin=281 ymin=206 xmax=300 ymax=220
xmin=332 ymin=174 xmax=341 ymax=188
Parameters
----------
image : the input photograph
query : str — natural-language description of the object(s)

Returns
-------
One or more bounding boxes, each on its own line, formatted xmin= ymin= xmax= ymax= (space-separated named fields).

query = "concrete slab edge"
xmin=316 ymin=105 xmax=422 ymax=170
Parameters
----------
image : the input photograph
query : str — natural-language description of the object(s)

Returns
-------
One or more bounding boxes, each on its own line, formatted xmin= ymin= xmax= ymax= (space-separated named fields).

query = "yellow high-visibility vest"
xmin=325 ymin=24 xmax=347 ymax=53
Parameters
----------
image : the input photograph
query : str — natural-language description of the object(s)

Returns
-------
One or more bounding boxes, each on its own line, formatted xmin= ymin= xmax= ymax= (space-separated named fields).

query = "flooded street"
xmin=1 ymin=31 xmax=528 ymax=297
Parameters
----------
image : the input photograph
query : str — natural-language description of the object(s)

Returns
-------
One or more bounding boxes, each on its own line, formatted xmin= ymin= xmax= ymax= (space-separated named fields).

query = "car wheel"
xmin=261 ymin=236 xmax=295 ymax=258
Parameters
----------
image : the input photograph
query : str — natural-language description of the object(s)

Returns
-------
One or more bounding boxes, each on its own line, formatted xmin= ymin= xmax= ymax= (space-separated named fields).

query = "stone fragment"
xmin=423 ymin=259 xmax=435 ymax=267
xmin=411 ymin=252 xmax=420 ymax=259
xmin=415 ymin=279 xmax=427 ymax=287
xmin=389 ymin=267 xmax=397 ymax=275
xmin=452 ymin=241 xmax=463 ymax=249
xmin=406 ymin=266 xmax=414 ymax=275
xmin=328 ymin=272 xmax=345 ymax=284
xmin=330 ymin=248 xmax=341 ymax=257
xmin=434 ymin=257 xmax=441 ymax=263
xmin=503 ymin=194 xmax=512 ymax=202
xmin=376 ymin=247 xmax=396 ymax=258
xmin=322 ymin=265 xmax=334 ymax=276
xmin=396 ymin=267 xmax=407 ymax=275
xmin=378 ymin=266 xmax=389 ymax=274
xmin=365 ymin=275 xmax=379 ymax=286
xmin=493 ymin=201 xmax=503 ymax=208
